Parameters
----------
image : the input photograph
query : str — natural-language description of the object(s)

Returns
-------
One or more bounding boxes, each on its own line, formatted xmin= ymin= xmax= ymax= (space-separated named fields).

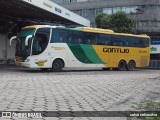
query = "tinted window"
xmin=123 ymin=37 xmax=136 ymax=47
xmin=123 ymin=37 xmax=150 ymax=47
xmin=141 ymin=38 xmax=150 ymax=47
xmin=135 ymin=37 xmax=142 ymax=47
xmin=51 ymin=29 xmax=68 ymax=43
xmin=69 ymin=31 xmax=83 ymax=44
xmin=84 ymin=33 xmax=98 ymax=44
xmin=99 ymin=34 xmax=111 ymax=45
xmin=111 ymin=35 xmax=123 ymax=46
xmin=32 ymin=28 xmax=50 ymax=55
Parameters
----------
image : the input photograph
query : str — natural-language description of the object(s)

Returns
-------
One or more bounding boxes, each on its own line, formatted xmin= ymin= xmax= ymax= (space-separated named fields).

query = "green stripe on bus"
xmin=68 ymin=44 xmax=93 ymax=63
xmin=80 ymin=45 xmax=105 ymax=64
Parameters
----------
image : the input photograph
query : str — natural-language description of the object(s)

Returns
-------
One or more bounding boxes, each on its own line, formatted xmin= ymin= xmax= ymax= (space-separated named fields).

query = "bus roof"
xmin=23 ymin=25 xmax=53 ymax=29
xmin=78 ymin=27 xmax=150 ymax=38
xmin=22 ymin=25 xmax=150 ymax=38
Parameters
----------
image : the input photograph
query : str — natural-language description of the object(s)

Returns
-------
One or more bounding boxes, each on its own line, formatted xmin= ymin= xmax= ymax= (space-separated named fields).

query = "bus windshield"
xmin=16 ymin=28 xmax=35 ymax=57
xmin=32 ymin=28 xmax=50 ymax=55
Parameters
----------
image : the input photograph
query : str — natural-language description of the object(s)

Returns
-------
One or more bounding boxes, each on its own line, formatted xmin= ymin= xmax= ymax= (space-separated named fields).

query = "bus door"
xmin=31 ymin=28 xmax=51 ymax=68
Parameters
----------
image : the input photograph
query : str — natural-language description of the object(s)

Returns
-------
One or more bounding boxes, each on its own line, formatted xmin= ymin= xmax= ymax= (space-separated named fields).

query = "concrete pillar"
xmin=0 ymin=34 xmax=16 ymax=64
xmin=0 ymin=34 xmax=7 ymax=59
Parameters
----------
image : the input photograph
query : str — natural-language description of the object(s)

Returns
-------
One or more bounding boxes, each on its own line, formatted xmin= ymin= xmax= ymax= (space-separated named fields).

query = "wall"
xmin=0 ymin=34 xmax=6 ymax=59
xmin=7 ymin=38 xmax=16 ymax=59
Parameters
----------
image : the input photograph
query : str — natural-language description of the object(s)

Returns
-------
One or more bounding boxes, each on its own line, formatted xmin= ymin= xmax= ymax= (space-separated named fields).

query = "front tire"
xmin=51 ymin=59 xmax=63 ymax=72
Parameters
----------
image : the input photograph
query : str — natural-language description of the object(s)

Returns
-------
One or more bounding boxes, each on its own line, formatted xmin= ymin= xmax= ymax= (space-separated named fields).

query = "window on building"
xmin=95 ymin=8 xmax=103 ymax=15
xmin=72 ymin=10 xmax=82 ymax=16
xmin=82 ymin=9 xmax=89 ymax=16
xmin=89 ymin=9 xmax=96 ymax=16
xmin=103 ymin=8 xmax=112 ymax=15
xmin=113 ymin=7 xmax=122 ymax=14
xmin=122 ymin=6 xmax=138 ymax=14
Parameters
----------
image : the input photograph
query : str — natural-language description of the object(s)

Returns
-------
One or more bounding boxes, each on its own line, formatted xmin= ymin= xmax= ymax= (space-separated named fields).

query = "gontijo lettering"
xmin=103 ymin=48 xmax=129 ymax=53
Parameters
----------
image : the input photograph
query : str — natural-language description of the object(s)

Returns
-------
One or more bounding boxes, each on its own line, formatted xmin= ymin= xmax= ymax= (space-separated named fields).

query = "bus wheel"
xmin=127 ymin=60 xmax=136 ymax=71
xmin=52 ymin=59 xmax=63 ymax=72
xmin=118 ymin=60 xmax=126 ymax=71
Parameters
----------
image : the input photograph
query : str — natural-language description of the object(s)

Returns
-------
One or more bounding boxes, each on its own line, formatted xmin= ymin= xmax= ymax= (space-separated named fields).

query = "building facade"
xmin=52 ymin=0 xmax=160 ymax=62
xmin=0 ymin=0 xmax=89 ymax=64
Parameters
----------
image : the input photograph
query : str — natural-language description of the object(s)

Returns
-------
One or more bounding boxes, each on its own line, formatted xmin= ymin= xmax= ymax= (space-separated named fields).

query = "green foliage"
xmin=95 ymin=11 xmax=134 ymax=33
xmin=131 ymin=100 xmax=160 ymax=120
xmin=95 ymin=13 xmax=110 ymax=28
xmin=132 ymin=100 xmax=160 ymax=111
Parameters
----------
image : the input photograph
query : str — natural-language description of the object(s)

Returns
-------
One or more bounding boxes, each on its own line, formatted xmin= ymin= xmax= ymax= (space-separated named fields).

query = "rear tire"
xmin=118 ymin=60 xmax=126 ymax=71
xmin=127 ymin=60 xmax=136 ymax=71
xmin=51 ymin=59 xmax=63 ymax=72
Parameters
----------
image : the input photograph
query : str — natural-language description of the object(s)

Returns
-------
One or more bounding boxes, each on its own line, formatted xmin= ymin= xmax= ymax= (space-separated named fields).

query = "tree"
xmin=95 ymin=11 xmax=134 ymax=33
xmin=110 ymin=11 xmax=133 ymax=33
xmin=95 ymin=13 xmax=110 ymax=29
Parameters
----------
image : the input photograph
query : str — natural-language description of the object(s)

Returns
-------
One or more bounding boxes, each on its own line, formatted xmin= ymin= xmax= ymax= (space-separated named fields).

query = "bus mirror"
xmin=25 ymin=35 xmax=33 ymax=46
xmin=9 ymin=36 xmax=17 ymax=46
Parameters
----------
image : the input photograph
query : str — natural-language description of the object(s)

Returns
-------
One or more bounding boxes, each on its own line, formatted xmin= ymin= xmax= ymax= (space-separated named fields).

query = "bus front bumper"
xmin=15 ymin=61 xmax=30 ymax=68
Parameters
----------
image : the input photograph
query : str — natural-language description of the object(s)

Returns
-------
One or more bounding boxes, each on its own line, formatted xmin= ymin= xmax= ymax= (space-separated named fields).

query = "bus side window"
xmin=142 ymin=38 xmax=149 ymax=47
xmin=135 ymin=38 xmax=142 ymax=47
xmin=124 ymin=37 xmax=136 ymax=47
xmin=85 ymin=33 xmax=98 ymax=45
xmin=51 ymin=29 xmax=68 ymax=43
xmin=111 ymin=36 xmax=123 ymax=46
xmin=87 ymin=39 xmax=91 ymax=44
xmin=69 ymin=31 xmax=83 ymax=44
xmin=99 ymin=34 xmax=111 ymax=45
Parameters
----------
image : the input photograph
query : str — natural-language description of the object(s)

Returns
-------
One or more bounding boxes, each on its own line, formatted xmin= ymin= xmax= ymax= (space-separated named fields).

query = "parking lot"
xmin=0 ymin=67 xmax=160 ymax=120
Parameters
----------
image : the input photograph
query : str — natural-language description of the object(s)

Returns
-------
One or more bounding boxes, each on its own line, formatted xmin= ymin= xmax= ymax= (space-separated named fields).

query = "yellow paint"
xmin=36 ymin=60 xmax=47 ymax=67
xmin=79 ymin=27 xmax=149 ymax=38
xmin=22 ymin=25 xmax=50 ymax=29
xmin=51 ymin=47 xmax=65 ymax=50
xmin=92 ymin=45 xmax=150 ymax=68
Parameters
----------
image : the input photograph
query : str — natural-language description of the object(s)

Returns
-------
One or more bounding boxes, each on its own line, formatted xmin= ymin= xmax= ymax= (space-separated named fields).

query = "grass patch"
xmin=130 ymin=100 xmax=160 ymax=120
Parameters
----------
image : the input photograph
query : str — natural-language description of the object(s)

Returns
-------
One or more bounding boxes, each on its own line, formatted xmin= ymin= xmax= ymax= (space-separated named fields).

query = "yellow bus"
xmin=10 ymin=25 xmax=150 ymax=71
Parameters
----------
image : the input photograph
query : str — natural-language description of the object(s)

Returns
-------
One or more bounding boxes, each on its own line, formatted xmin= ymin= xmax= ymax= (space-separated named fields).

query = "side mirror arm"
xmin=10 ymin=36 xmax=17 ymax=46
xmin=25 ymin=35 xmax=33 ymax=46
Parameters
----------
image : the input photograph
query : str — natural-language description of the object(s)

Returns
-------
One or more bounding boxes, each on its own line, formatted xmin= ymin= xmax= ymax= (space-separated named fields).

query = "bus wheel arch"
xmin=118 ymin=60 xmax=127 ymax=71
xmin=51 ymin=58 xmax=64 ymax=72
xmin=127 ymin=60 xmax=136 ymax=71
